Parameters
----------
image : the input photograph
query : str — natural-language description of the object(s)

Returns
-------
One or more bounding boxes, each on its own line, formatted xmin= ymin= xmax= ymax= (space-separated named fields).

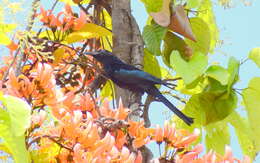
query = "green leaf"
xmin=0 ymin=23 xmax=17 ymax=33
xmin=198 ymin=0 xmax=219 ymax=53
xmin=185 ymin=17 xmax=211 ymax=55
xmin=248 ymin=47 xmax=260 ymax=68
xmin=227 ymin=57 xmax=239 ymax=93
xmin=242 ymin=77 xmax=260 ymax=151
xmin=205 ymin=121 xmax=230 ymax=155
xmin=1 ymin=95 xmax=31 ymax=136
xmin=204 ymin=77 xmax=227 ymax=95
xmin=101 ymin=81 xmax=114 ymax=100
xmin=144 ymin=48 xmax=161 ymax=79
xmin=65 ymin=23 xmax=112 ymax=44
xmin=186 ymin=0 xmax=202 ymax=8
xmin=170 ymin=51 xmax=207 ymax=85
xmin=0 ymin=108 xmax=30 ymax=163
xmin=228 ymin=111 xmax=257 ymax=159
xmin=180 ymin=90 xmax=237 ymax=126
xmin=0 ymin=23 xmax=17 ymax=45
xmin=206 ymin=65 xmax=230 ymax=85
xmin=0 ymin=33 xmax=11 ymax=45
xmin=140 ymin=0 xmax=163 ymax=12
xmin=143 ymin=24 xmax=167 ymax=55
xmin=162 ymin=32 xmax=188 ymax=66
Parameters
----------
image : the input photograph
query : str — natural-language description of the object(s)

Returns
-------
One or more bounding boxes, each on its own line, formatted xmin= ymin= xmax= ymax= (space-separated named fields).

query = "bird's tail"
xmin=147 ymin=87 xmax=194 ymax=126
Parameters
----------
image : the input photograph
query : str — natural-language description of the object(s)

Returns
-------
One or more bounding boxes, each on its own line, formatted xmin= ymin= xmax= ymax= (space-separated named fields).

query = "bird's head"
xmin=85 ymin=50 xmax=121 ymax=64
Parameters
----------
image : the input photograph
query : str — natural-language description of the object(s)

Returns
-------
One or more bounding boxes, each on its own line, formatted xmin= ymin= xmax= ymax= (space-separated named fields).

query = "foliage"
xmin=0 ymin=0 xmax=257 ymax=162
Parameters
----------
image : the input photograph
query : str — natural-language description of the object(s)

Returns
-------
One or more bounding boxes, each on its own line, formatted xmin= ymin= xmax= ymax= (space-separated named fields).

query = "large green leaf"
xmin=248 ymin=47 xmax=260 ymax=68
xmin=180 ymin=90 xmax=237 ymax=126
xmin=162 ymin=32 xmax=188 ymax=66
xmin=1 ymin=95 xmax=31 ymax=136
xmin=143 ymin=24 xmax=167 ymax=55
xmin=0 ymin=109 xmax=30 ymax=163
xmin=242 ymin=77 xmax=260 ymax=151
xmin=206 ymin=65 xmax=230 ymax=85
xmin=140 ymin=0 xmax=163 ymax=12
xmin=205 ymin=121 xmax=230 ymax=155
xmin=198 ymin=0 xmax=219 ymax=53
xmin=228 ymin=111 xmax=257 ymax=159
xmin=185 ymin=17 xmax=211 ymax=55
xmin=144 ymin=48 xmax=161 ymax=79
xmin=0 ymin=95 xmax=31 ymax=163
xmin=170 ymin=51 xmax=207 ymax=85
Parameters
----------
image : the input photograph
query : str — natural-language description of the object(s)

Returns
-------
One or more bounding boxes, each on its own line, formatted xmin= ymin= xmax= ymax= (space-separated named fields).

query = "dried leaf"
xmin=168 ymin=5 xmax=196 ymax=42
xmin=150 ymin=0 xmax=171 ymax=27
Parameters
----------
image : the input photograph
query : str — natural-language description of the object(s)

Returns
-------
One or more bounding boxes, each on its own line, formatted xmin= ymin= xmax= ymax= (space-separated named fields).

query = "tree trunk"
xmin=111 ymin=0 xmax=153 ymax=162
xmin=112 ymin=0 xmax=143 ymax=120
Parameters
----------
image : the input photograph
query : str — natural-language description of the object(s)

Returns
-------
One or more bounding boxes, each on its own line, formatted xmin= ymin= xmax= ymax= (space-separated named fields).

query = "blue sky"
xmin=131 ymin=0 xmax=260 ymax=161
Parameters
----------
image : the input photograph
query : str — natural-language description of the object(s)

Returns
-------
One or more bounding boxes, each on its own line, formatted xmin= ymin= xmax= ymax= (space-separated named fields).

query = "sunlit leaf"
xmin=30 ymin=143 xmax=59 ymax=163
xmin=228 ymin=111 xmax=257 ymax=159
xmin=65 ymin=23 xmax=112 ymax=44
xmin=143 ymin=24 xmax=167 ymax=55
xmin=186 ymin=0 xmax=202 ymax=8
xmin=59 ymin=0 xmax=90 ymax=5
xmin=206 ymin=65 xmax=230 ymax=85
xmin=198 ymin=0 xmax=219 ymax=53
xmin=0 ymin=33 xmax=11 ymax=45
xmin=0 ymin=23 xmax=17 ymax=33
xmin=150 ymin=0 xmax=171 ymax=27
xmin=175 ymin=78 xmax=205 ymax=95
xmin=0 ymin=143 xmax=11 ymax=155
xmin=227 ymin=57 xmax=239 ymax=93
xmin=0 ymin=97 xmax=31 ymax=163
xmin=242 ymin=77 xmax=260 ymax=151
xmin=140 ymin=0 xmax=163 ymax=12
xmin=205 ymin=121 xmax=230 ymax=155
xmin=248 ymin=47 xmax=260 ymax=68
xmin=101 ymin=81 xmax=114 ymax=100
xmin=100 ymin=9 xmax=112 ymax=51
xmin=0 ymin=95 xmax=31 ymax=136
xmin=53 ymin=48 xmax=66 ymax=64
xmin=162 ymin=32 xmax=188 ymax=67
xmin=170 ymin=51 xmax=207 ymax=85
xmin=185 ymin=17 xmax=211 ymax=55
xmin=144 ymin=48 xmax=161 ymax=79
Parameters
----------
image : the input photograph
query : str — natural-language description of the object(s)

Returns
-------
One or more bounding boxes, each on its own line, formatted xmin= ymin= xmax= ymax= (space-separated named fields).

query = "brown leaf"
xmin=168 ymin=5 xmax=196 ymax=42
xmin=150 ymin=0 xmax=171 ymax=27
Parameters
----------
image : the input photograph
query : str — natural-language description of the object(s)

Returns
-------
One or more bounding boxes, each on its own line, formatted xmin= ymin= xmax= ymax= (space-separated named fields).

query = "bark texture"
xmin=112 ymin=0 xmax=144 ymax=120
xmin=111 ymin=0 xmax=153 ymax=162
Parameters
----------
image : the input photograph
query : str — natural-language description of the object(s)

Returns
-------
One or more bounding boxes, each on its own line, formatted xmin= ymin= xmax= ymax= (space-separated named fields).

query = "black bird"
xmin=86 ymin=50 xmax=194 ymax=125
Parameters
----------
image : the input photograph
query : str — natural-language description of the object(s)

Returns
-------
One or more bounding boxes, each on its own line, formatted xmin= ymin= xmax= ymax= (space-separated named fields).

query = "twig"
xmin=161 ymin=91 xmax=187 ymax=104
xmin=28 ymin=135 xmax=73 ymax=151
xmin=15 ymin=0 xmax=41 ymax=76
xmin=143 ymin=95 xmax=154 ymax=128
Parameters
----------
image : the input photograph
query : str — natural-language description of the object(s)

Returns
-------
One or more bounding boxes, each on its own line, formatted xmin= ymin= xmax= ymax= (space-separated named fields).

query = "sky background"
xmin=131 ymin=0 xmax=260 ymax=162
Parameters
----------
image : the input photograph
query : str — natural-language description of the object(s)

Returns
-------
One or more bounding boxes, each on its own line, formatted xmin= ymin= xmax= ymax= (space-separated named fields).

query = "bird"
xmin=86 ymin=50 xmax=194 ymax=125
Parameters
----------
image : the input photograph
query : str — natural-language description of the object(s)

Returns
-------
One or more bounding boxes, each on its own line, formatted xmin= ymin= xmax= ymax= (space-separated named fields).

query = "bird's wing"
xmin=112 ymin=63 xmax=164 ymax=85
